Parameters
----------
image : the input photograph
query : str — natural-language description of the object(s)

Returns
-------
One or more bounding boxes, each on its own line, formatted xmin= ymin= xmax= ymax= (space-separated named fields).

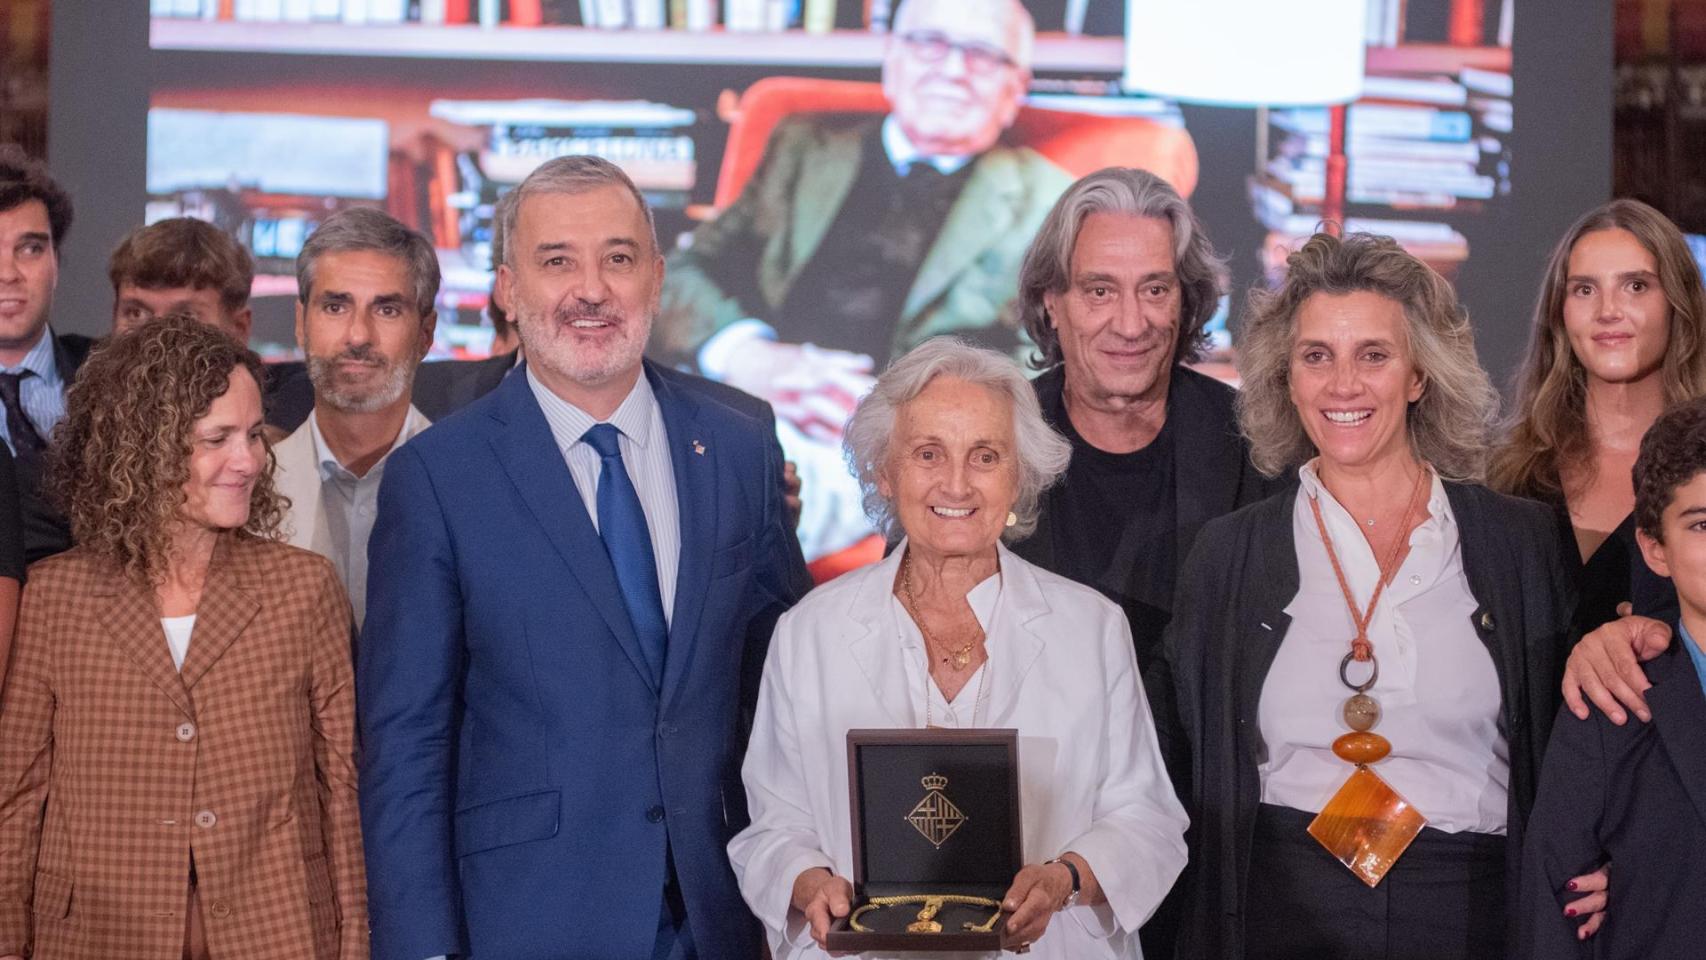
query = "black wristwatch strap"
xmin=1047 ymin=857 xmax=1080 ymax=894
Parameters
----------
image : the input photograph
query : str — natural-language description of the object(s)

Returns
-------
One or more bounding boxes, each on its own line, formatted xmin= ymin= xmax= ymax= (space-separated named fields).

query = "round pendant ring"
xmin=1339 ymin=651 xmax=1379 ymax=693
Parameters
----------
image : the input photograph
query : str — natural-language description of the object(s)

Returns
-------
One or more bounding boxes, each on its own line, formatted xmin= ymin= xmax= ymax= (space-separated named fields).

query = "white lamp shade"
xmin=1123 ymin=0 xmax=1368 ymax=107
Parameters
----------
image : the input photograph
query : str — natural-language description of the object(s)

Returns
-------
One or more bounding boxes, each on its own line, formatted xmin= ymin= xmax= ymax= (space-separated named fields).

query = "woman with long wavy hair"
xmin=1490 ymin=200 xmax=1706 ymax=633
xmin=0 ymin=315 xmax=366 ymax=960
xmin=1158 ymin=232 xmax=1575 ymax=960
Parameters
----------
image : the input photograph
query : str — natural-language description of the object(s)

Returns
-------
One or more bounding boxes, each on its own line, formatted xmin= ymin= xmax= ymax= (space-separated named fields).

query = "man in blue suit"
xmin=359 ymin=155 xmax=811 ymax=960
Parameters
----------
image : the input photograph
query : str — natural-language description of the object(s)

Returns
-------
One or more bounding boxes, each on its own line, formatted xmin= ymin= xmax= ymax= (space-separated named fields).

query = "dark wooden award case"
xmin=823 ymin=728 xmax=1023 ymax=952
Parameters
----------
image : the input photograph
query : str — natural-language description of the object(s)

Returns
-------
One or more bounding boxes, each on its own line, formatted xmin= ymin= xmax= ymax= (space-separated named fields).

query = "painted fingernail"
xmin=1566 ymin=880 xmax=1577 ymax=891
xmin=1565 ymin=908 xmax=1577 ymax=917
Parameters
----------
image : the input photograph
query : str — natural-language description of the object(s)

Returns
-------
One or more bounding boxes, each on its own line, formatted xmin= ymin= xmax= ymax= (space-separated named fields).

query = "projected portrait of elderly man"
xmin=655 ymin=0 xmax=1070 ymax=558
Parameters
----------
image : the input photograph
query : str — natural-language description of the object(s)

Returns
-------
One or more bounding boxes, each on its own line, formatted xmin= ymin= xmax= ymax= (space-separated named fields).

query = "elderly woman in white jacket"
xmin=729 ymin=338 xmax=1188 ymax=959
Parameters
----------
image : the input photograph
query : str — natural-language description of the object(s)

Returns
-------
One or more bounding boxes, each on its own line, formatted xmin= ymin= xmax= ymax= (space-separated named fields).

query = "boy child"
xmin=1520 ymin=395 xmax=1706 ymax=959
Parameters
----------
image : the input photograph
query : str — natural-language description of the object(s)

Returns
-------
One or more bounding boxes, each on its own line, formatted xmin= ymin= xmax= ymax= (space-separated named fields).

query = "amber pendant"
xmin=1308 ymin=765 xmax=1427 ymax=887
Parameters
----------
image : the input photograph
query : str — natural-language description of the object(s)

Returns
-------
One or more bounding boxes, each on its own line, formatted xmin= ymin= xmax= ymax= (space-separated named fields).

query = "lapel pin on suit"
xmin=693 ymin=440 xmax=706 ymax=456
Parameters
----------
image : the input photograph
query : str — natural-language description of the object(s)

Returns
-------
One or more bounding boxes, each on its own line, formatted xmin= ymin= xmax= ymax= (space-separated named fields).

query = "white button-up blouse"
xmin=1258 ymin=461 xmax=1509 ymax=835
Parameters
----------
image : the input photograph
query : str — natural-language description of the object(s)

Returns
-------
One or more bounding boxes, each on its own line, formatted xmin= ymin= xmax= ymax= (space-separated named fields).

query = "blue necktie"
xmin=583 ymin=423 xmax=668 ymax=686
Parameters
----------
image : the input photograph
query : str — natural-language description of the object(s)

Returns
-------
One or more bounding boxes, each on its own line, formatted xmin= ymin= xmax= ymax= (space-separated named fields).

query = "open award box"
xmin=824 ymin=729 xmax=1022 ymax=953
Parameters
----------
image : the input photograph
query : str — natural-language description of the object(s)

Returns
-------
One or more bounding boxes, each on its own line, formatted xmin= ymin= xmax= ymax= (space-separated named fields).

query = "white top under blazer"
xmin=1258 ymin=461 xmax=1509 ymax=835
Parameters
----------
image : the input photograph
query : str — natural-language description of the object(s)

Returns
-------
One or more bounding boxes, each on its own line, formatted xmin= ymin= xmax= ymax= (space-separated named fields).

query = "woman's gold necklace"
xmin=903 ymin=553 xmax=979 ymax=670
xmin=900 ymin=552 xmax=990 ymax=729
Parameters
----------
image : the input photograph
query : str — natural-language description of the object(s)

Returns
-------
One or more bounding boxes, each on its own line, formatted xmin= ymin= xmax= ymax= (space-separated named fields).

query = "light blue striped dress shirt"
xmin=526 ymin=366 xmax=680 ymax=625
xmin=0 ymin=331 xmax=65 ymax=456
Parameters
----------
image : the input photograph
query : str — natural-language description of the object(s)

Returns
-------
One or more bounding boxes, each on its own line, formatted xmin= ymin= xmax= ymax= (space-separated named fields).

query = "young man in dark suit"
xmin=1521 ymin=396 xmax=1706 ymax=960
xmin=0 ymin=145 xmax=94 ymax=567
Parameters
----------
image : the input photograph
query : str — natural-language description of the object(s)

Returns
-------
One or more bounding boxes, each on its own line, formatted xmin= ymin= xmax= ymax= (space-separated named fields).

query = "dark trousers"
xmin=651 ymin=850 xmax=696 ymax=960
xmin=1245 ymin=803 xmax=1506 ymax=960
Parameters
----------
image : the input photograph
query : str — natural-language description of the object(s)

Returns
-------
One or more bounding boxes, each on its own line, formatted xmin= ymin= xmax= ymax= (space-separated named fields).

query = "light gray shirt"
xmin=526 ymin=366 xmax=680 ymax=625
xmin=309 ymin=406 xmax=427 ymax=629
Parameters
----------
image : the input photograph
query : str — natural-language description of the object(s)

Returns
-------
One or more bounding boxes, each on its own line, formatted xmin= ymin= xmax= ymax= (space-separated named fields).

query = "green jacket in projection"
xmin=653 ymin=114 xmax=1073 ymax=369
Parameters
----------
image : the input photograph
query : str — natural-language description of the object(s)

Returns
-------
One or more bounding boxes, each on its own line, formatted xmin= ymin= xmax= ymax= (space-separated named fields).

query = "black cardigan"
xmin=1150 ymin=480 xmax=1578 ymax=960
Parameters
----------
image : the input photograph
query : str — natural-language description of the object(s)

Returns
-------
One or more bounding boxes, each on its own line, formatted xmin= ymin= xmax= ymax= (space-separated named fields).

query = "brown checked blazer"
xmin=0 ymin=534 xmax=366 ymax=960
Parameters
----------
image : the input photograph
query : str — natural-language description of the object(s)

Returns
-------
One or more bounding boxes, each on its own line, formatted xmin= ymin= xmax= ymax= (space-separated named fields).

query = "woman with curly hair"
xmin=0 ymin=314 xmax=366 ymax=960
xmin=1154 ymin=232 xmax=1576 ymax=960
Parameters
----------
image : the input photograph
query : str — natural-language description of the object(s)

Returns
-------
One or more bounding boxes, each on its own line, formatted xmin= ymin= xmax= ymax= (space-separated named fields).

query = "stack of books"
xmin=1247 ymin=59 xmax=1512 ymax=275
xmin=425 ymin=98 xmax=698 ymax=266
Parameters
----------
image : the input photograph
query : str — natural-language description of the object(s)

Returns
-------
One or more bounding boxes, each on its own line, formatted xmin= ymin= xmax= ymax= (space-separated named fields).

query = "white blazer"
xmin=729 ymin=541 xmax=1189 ymax=960
xmin=272 ymin=406 xmax=431 ymax=555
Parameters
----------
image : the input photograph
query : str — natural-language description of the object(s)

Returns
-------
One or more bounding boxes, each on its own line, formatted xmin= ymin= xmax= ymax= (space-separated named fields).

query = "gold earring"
xmin=1005 ymin=511 xmax=1018 ymax=528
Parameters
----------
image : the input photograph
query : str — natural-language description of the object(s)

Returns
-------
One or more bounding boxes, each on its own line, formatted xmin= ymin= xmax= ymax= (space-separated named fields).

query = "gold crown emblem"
xmin=908 ymin=773 xmax=965 ymax=847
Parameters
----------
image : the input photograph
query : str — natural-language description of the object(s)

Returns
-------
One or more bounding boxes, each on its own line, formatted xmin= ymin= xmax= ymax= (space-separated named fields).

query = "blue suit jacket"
xmin=358 ymin=362 xmax=810 ymax=960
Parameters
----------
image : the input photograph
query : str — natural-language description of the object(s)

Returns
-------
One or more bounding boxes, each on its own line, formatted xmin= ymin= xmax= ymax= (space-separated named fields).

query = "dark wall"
xmin=48 ymin=2 xmax=149 ymax=339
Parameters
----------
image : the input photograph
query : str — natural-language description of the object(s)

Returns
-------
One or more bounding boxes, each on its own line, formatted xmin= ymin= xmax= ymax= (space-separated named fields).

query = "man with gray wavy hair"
xmin=1003 ymin=165 xmax=1276 ymax=960
xmin=1012 ymin=167 xmax=1274 ymax=672
xmin=1008 ymin=168 xmax=1276 ymax=958
xmin=273 ymin=206 xmax=440 ymax=627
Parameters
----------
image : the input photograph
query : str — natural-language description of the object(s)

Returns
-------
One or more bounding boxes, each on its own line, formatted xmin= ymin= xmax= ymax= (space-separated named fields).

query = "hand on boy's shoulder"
xmin=1563 ymin=608 xmax=1667 ymax=725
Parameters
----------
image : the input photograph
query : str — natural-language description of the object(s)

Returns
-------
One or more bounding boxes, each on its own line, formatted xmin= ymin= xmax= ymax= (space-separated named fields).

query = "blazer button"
xmin=1479 ymin=611 xmax=1496 ymax=632
xmin=209 ymin=900 xmax=232 ymax=919
xmin=658 ymin=722 xmax=678 ymax=739
xmin=176 ymin=722 xmax=197 ymax=743
xmin=646 ymin=805 xmax=666 ymax=823
xmin=194 ymin=810 xmax=217 ymax=829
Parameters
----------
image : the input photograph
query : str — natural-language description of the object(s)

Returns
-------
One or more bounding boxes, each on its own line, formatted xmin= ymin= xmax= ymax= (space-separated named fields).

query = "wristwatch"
xmin=1045 ymin=857 xmax=1080 ymax=910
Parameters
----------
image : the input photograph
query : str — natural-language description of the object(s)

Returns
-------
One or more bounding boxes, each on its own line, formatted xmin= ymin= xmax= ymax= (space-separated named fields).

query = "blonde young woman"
xmin=1491 ymin=199 xmax=1706 ymax=632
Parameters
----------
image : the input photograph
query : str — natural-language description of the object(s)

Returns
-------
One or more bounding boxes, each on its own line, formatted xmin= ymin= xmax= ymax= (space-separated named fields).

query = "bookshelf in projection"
xmin=149 ymin=17 xmax=1124 ymax=71
xmin=144 ymin=1 xmax=1515 ymax=332
xmin=144 ymin=0 xmax=1146 ymax=361
xmin=144 ymin=0 xmax=1518 ymax=567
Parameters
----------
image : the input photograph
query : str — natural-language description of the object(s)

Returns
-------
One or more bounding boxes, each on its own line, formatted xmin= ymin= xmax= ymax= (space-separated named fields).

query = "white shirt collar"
xmin=1297 ymin=458 xmax=1451 ymax=532
xmin=881 ymin=115 xmax=975 ymax=177
xmin=308 ymin=405 xmax=427 ymax=483
xmin=526 ymin=365 xmax=658 ymax=456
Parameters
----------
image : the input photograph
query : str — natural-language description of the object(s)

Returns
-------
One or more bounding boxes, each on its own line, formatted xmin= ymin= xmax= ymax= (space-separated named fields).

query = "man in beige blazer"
xmin=273 ymin=208 xmax=438 ymax=628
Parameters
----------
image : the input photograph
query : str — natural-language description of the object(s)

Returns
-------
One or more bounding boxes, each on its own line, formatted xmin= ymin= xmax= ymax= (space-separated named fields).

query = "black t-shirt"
xmin=1042 ymin=410 xmax=1178 ymax=655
